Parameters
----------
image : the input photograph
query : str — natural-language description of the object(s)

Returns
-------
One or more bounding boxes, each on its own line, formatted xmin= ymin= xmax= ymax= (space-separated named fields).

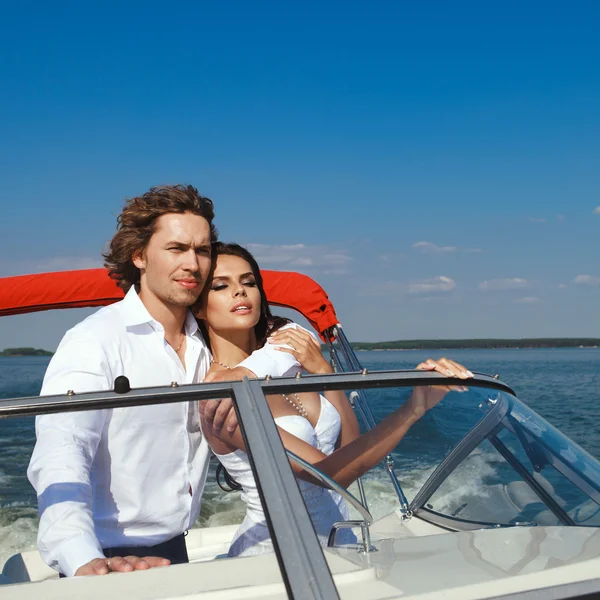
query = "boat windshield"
xmin=2 ymin=370 xmax=600 ymax=598
xmin=360 ymin=383 xmax=600 ymax=530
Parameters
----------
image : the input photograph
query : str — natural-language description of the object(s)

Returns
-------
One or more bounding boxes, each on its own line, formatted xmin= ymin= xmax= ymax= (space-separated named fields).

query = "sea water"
xmin=0 ymin=348 xmax=599 ymax=566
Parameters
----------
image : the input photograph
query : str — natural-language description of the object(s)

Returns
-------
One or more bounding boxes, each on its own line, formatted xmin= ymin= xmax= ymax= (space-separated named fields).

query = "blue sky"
xmin=1 ymin=1 xmax=599 ymax=349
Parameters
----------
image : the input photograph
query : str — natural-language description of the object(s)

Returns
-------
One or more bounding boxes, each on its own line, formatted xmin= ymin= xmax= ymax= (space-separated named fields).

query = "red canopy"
xmin=0 ymin=269 xmax=339 ymax=339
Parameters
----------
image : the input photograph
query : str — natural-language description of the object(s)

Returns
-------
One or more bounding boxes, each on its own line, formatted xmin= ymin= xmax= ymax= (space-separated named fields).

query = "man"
xmin=27 ymin=185 xmax=300 ymax=577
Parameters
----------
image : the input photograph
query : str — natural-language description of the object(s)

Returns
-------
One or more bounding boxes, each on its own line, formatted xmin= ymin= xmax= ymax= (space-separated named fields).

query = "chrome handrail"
xmin=286 ymin=450 xmax=375 ymax=553
xmin=328 ymin=325 xmax=411 ymax=515
xmin=0 ymin=370 xmax=514 ymax=418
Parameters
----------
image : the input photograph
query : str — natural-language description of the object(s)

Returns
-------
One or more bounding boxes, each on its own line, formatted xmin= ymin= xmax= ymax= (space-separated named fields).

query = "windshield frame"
xmin=408 ymin=390 xmax=600 ymax=530
xmin=0 ymin=370 xmax=514 ymax=598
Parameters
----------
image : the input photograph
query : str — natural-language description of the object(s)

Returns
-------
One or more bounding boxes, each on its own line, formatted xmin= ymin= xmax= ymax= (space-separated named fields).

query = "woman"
xmin=196 ymin=242 xmax=472 ymax=557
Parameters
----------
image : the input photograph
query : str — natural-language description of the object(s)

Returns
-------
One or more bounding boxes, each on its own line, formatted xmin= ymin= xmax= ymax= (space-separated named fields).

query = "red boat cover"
xmin=0 ymin=269 xmax=339 ymax=339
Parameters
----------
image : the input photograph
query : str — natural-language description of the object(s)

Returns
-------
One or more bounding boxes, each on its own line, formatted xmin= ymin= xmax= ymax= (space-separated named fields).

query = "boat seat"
xmin=570 ymin=499 xmax=600 ymax=525
xmin=504 ymin=480 xmax=558 ymax=525
xmin=504 ymin=475 xmax=600 ymax=526
xmin=504 ymin=472 xmax=564 ymax=524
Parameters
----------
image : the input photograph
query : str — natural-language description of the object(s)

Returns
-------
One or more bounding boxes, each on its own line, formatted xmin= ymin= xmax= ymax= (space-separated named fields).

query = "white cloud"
xmin=527 ymin=217 xmax=547 ymax=224
xmin=321 ymin=253 xmax=352 ymax=265
xmin=359 ymin=276 xmax=457 ymax=297
xmin=39 ymin=257 xmax=104 ymax=271
xmin=573 ymin=274 xmax=600 ymax=286
xmin=413 ymin=241 xmax=457 ymax=254
xmin=594 ymin=207 xmax=600 ymax=215
xmin=0 ymin=256 xmax=103 ymax=277
xmin=245 ymin=243 xmax=352 ymax=272
xmin=413 ymin=241 xmax=482 ymax=254
xmin=408 ymin=276 xmax=456 ymax=295
xmin=514 ymin=296 xmax=540 ymax=304
xmin=479 ymin=278 xmax=528 ymax=291
xmin=323 ymin=268 xmax=350 ymax=276
xmin=377 ymin=253 xmax=406 ymax=263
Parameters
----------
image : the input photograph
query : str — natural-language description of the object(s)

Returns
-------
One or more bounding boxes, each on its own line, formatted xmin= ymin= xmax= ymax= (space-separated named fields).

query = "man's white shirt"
xmin=27 ymin=287 xmax=301 ymax=576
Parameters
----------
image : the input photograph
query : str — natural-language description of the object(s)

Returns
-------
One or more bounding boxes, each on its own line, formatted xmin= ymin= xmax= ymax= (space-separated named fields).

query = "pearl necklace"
xmin=211 ymin=359 xmax=233 ymax=370
xmin=210 ymin=360 xmax=308 ymax=419
xmin=281 ymin=392 xmax=308 ymax=419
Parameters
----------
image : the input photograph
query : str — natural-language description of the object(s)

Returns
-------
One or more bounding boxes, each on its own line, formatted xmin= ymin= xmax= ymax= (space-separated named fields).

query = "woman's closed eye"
xmin=211 ymin=280 xmax=255 ymax=291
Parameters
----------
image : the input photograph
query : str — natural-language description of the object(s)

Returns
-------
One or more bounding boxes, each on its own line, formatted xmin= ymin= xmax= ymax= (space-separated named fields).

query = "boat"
xmin=0 ymin=268 xmax=599 ymax=599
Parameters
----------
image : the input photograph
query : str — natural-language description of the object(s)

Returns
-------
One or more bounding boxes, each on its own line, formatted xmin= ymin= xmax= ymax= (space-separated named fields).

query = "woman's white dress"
xmin=215 ymin=395 xmax=355 ymax=557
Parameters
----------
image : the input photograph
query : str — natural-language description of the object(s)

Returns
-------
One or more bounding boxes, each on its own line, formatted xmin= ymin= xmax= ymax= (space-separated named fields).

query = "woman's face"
xmin=198 ymin=254 xmax=262 ymax=332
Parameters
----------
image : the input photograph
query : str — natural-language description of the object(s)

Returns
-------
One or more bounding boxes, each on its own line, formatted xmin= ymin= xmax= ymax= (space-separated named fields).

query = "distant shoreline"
xmin=2 ymin=339 xmax=600 ymax=357
xmin=0 ymin=347 xmax=53 ymax=357
xmin=349 ymin=338 xmax=600 ymax=351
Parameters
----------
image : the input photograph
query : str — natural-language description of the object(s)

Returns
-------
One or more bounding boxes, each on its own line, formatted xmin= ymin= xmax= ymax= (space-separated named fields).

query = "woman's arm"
xmin=202 ymin=330 xmax=473 ymax=488
xmin=201 ymin=388 xmax=425 ymax=488
xmin=309 ymin=358 xmax=470 ymax=487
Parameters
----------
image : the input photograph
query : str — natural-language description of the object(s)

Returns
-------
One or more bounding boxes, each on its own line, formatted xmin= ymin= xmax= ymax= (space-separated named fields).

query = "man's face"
xmin=133 ymin=212 xmax=212 ymax=310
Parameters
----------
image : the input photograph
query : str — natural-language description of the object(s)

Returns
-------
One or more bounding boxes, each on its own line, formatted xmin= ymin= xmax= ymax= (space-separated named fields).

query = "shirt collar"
xmin=184 ymin=309 xmax=200 ymax=337
xmin=121 ymin=287 xmax=155 ymax=327
xmin=121 ymin=287 xmax=200 ymax=337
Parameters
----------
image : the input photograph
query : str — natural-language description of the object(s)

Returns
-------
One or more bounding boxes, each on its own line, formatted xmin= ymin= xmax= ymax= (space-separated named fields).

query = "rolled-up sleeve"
xmin=239 ymin=323 xmax=318 ymax=378
xmin=27 ymin=331 xmax=111 ymax=576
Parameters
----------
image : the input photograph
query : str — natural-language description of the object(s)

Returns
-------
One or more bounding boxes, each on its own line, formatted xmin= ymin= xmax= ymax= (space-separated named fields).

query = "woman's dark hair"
xmin=103 ymin=184 xmax=218 ymax=292
xmin=199 ymin=242 xmax=290 ymax=350
xmin=215 ymin=462 xmax=242 ymax=492
xmin=203 ymin=243 xmax=291 ymax=495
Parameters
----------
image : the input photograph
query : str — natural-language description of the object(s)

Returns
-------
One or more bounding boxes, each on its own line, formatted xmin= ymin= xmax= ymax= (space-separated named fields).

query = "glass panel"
xmin=418 ymin=390 xmax=600 ymax=529
xmin=506 ymin=398 xmax=600 ymax=490
xmin=496 ymin=427 xmax=600 ymax=526
xmin=350 ymin=384 xmax=505 ymax=519
xmin=425 ymin=438 xmax=560 ymax=526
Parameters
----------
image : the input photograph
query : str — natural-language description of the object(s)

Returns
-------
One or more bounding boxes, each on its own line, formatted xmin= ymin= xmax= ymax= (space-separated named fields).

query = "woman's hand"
xmin=269 ymin=327 xmax=333 ymax=374
xmin=407 ymin=357 xmax=473 ymax=420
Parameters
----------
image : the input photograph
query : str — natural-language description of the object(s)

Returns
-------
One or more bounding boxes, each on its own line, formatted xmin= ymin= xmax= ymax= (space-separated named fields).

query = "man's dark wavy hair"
xmin=103 ymin=184 xmax=218 ymax=292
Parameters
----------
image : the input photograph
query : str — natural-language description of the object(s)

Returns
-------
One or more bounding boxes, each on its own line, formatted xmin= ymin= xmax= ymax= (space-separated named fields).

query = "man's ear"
xmin=132 ymin=249 xmax=146 ymax=270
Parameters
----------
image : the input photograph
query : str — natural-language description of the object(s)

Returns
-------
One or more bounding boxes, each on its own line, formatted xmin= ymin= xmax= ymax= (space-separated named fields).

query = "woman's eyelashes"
xmin=210 ymin=278 xmax=256 ymax=291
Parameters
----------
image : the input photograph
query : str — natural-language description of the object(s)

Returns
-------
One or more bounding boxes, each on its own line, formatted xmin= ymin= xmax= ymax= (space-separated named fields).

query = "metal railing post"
xmin=331 ymin=327 xmax=411 ymax=514
xmin=232 ymin=379 xmax=340 ymax=599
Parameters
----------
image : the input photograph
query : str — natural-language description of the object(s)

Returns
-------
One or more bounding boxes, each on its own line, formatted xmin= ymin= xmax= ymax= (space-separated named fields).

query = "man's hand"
xmin=200 ymin=366 xmax=255 ymax=435
xmin=74 ymin=555 xmax=170 ymax=576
